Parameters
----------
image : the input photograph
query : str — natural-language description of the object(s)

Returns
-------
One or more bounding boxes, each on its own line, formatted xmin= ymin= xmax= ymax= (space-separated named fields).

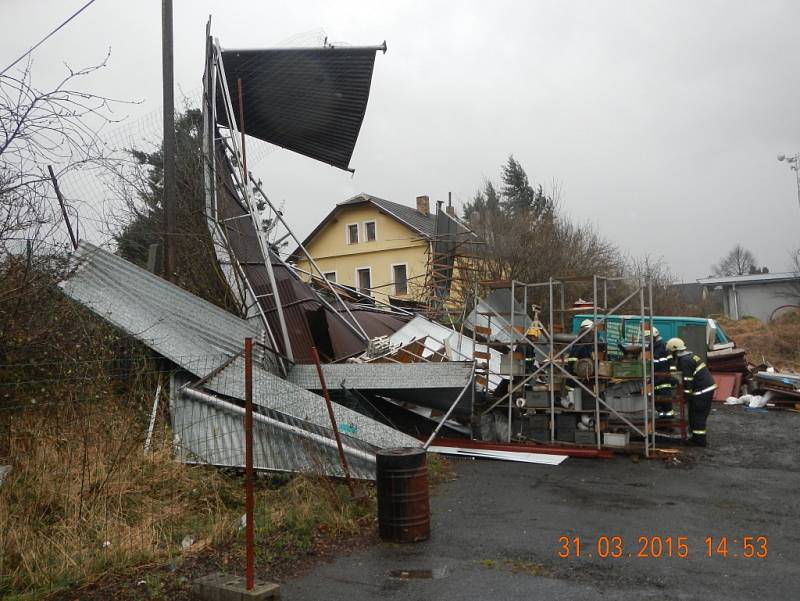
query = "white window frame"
xmin=322 ymin=270 xmax=337 ymax=284
xmin=363 ymin=220 xmax=377 ymax=242
xmin=390 ymin=262 xmax=409 ymax=296
xmin=355 ymin=266 xmax=372 ymax=296
xmin=346 ymin=222 xmax=359 ymax=245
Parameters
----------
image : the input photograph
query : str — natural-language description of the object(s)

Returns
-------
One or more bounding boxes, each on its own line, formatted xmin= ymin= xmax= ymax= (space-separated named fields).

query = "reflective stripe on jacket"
xmin=675 ymin=352 xmax=716 ymax=395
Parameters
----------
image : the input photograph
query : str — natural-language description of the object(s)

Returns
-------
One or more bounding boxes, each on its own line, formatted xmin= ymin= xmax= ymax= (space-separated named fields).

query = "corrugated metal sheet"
xmin=287 ymin=362 xmax=473 ymax=391
xmin=59 ymin=242 xmax=279 ymax=377
xmin=287 ymin=361 xmax=474 ymax=416
xmin=170 ymin=375 xmax=377 ymax=479
xmin=59 ymin=245 xmax=419 ymax=476
xmin=203 ymin=356 xmax=420 ymax=450
xmin=218 ymin=45 xmax=383 ymax=171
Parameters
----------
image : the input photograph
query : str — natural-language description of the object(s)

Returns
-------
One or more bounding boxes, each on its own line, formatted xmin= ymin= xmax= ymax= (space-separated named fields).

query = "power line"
xmin=0 ymin=0 xmax=99 ymax=77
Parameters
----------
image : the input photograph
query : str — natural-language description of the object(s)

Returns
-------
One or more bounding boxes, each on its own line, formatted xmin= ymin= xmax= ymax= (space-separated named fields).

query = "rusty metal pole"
xmin=310 ymin=347 xmax=355 ymax=496
xmin=244 ymin=337 xmax=255 ymax=590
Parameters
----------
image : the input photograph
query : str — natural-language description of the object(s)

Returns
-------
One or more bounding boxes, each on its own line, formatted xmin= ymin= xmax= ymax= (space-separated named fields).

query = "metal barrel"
xmin=376 ymin=447 xmax=430 ymax=543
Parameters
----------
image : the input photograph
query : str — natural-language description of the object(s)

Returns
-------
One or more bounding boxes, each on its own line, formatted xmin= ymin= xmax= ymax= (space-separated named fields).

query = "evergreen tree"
xmin=115 ymin=109 xmax=204 ymax=266
xmin=462 ymin=179 xmax=501 ymax=218
xmin=500 ymin=155 xmax=553 ymax=218
xmin=500 ymin=155 xmax=535 ymax=214
xmin=114 ymin=108 xmax=236 ymax=311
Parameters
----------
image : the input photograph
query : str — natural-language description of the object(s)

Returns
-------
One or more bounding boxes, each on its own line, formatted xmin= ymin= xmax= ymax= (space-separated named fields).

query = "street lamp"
xmin=777 ymin=152 xmax=800 ymax=208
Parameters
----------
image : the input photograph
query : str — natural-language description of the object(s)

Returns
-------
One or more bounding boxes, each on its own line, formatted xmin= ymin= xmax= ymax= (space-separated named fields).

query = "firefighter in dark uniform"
xmin=666 ymin=337 xmax=717 ymax=447
xmin=647 ymin=327 xmax=675 ymax=417
xmin=565 ymin=319 xmax=597 ymax=393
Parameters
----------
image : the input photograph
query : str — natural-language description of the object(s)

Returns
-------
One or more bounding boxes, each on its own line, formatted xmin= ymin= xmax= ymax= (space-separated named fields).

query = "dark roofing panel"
xmin=219 ymin=46 xmax=382 ymax=171
xmin=213 ymin=143 xmax=373 ymax=363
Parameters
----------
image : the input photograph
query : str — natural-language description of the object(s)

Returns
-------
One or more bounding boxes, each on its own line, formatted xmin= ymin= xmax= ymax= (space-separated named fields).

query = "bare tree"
xmin=626 ymin=254 xmax=696 ymax=315
xmin=711 ymin=244 xmax=760 ymax=277
xmin=0 ymin=53 xmax=128 ymax=254
xmin=460 ymin=188 xmax=625 ymax=309
xmin=0 ymin=54 xmax=129 ymax=358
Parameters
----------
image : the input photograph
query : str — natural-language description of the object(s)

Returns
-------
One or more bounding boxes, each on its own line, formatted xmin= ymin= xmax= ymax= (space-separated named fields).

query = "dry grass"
xmin=0 ymin=402 xmax=243 ymax=600
xmin=0 ymin=400 xmax=385 ymax=600
xmin=720 ymin=310 xmax=800 ymax=371
xmin=0 ymin=259 xmax=391 ymax=600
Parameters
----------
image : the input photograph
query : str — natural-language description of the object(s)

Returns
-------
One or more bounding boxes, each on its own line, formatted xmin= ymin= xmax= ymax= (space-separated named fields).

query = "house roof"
xmin=337 ymin=193 xmax=437 ymax=236
xmin=288 ymin=193 xmax=438 ymax=262
xmin=697 ymin=272 xmax=799 ymax=286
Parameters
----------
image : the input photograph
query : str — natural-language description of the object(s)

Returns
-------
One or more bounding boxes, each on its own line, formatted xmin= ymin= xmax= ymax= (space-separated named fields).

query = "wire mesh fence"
xmin=0 ymin=333 xmax=378 ymax=598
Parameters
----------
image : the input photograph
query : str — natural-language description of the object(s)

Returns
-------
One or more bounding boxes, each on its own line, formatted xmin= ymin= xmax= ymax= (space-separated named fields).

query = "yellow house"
xmin=290 ymin=193 xmax=465 ymax=305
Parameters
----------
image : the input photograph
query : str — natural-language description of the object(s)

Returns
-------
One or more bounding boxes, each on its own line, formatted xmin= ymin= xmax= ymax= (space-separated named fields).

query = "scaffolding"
xmin=419 ymin=199 xmax=482 ymax=322
xmin=468 ymin=275 xmax=679 ymax=457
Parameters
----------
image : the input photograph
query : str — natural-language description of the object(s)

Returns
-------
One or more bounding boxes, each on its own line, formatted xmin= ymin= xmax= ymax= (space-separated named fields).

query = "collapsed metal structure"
xmin=58 ymin=25 xmax=682 ymax=475
xmin=60 ymin=243 xmax=421 ymax=479
xmin=58 ymin=26 xmax=483 ymax=478
xmin=201 ymin=23 xmax=414 ymax=367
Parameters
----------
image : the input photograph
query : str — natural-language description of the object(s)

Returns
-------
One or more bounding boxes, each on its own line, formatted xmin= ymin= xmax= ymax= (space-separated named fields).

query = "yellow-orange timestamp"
xmin=558 ymin=535 xmax=768 ymax=559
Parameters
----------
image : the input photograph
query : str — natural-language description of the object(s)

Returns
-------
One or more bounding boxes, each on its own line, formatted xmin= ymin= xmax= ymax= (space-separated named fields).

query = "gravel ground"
xmin=282 ymin=405 xmax=800 ymax=601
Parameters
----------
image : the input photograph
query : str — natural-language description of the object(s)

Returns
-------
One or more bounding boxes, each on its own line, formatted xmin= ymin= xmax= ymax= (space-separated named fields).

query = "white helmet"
xmin=643 ymin=326 xmax=659 ymax=338
xmin=666 ymin=337 xmax=686 ymax=353
xmin=580 ymin=319 xmax=594 ymax=329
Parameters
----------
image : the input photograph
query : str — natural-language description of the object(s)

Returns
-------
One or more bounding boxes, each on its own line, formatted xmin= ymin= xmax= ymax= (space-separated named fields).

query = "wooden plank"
xmin=473 ymin=351 xmax=491 ymax=360
xmin=474 ymin=324 xmax=492 ymax=336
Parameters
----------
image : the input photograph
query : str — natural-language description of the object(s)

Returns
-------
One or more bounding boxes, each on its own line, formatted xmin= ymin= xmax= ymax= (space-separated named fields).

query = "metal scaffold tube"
xmin=465 ymin=273 xmax=657 ymax=456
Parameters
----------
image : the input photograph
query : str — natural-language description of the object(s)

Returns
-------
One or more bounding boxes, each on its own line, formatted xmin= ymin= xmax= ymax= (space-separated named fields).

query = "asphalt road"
xmin=282 ymin=405 xmax=800 ymax=601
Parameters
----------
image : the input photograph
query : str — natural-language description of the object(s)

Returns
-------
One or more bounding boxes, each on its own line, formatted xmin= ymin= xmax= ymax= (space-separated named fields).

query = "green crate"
xmin=611 ymin=361 xmax=651 ymax=379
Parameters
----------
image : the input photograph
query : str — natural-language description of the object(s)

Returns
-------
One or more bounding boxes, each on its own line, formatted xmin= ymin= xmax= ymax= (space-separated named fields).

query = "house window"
xmin=356 ymin=267 xmax=372 ymax=296
xmin=392 ymin=264 xmax=408 ymax=295
xmin=323 ymin=271 xmax=336 ymax=283
xmin=364 ymin=221 xmax=376 ymax=242
xmin=347 ymin=223 xmax=359 ymax=244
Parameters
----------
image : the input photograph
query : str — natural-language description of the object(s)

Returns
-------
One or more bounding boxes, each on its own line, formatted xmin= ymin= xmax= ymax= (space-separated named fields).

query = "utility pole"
xmin=161 ymin=0 xmax=176 ymax=280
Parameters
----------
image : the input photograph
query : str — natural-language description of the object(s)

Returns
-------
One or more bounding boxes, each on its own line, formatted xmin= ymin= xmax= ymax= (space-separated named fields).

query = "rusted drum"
xmin=376 ymin=447 xmax=430 ymax=543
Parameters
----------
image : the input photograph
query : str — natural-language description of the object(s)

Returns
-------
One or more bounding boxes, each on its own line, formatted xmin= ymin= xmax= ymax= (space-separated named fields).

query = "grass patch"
xmin=0 ymin=403 xmax=241 ymax=600
xmin=0 ymin=402 xmax=380 ymax=600
xmin=720 ymin=312 xmax=800 ymax=371
xmin=249 ymin=476 xmax=376 ymax=566
xmin=426 ymin=452 xmax=455 ymax=486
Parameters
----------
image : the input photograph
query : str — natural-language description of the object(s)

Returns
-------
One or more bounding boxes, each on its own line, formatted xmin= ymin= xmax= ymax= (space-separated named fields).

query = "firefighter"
xmin=565 ymin=319 xmax=596 ymax=392
xmin=646 ymin=327 xmax=675 ymax=417
xmin=666 ymin=337 xmax=717 ymax=447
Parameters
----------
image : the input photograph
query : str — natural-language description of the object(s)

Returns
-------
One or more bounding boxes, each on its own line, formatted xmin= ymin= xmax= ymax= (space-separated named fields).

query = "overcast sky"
xmin=4 ymin=0 xmax=800 ymax=280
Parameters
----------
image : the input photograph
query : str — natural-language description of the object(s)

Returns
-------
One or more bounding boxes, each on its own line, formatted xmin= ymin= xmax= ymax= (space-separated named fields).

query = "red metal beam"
xmin=244 ymin=337 xmax=254 ymax=591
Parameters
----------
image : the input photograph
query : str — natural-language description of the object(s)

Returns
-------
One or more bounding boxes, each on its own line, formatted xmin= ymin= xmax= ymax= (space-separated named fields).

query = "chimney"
xmin=416 ymin=195 xmax=430 ymax=216
xmin=446 ymin=192 xmax=455 ymax=217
